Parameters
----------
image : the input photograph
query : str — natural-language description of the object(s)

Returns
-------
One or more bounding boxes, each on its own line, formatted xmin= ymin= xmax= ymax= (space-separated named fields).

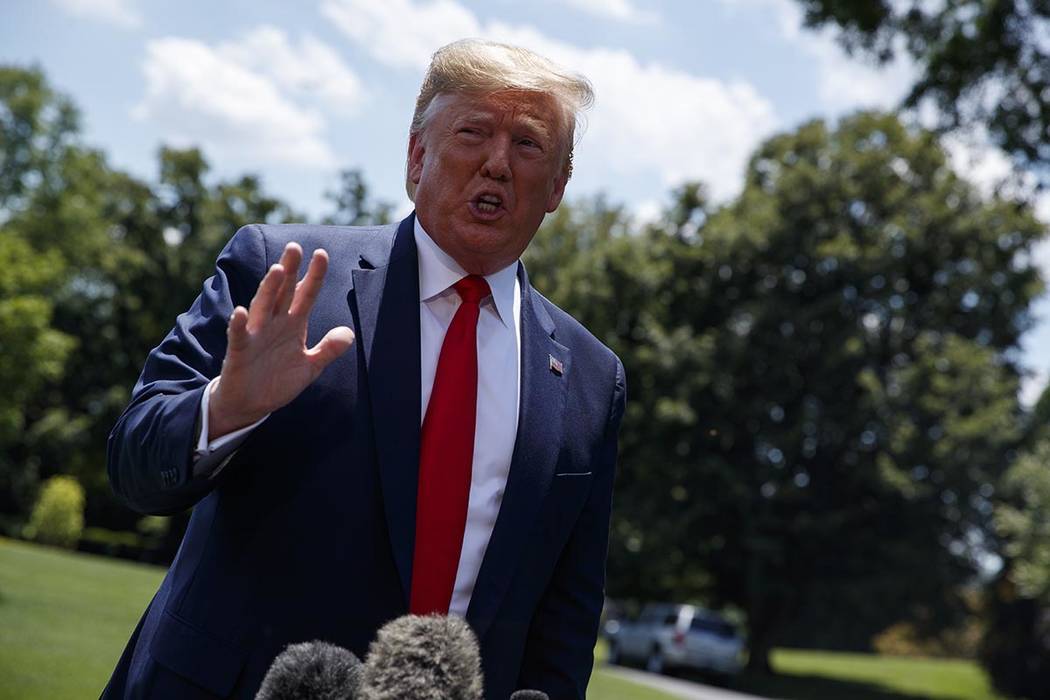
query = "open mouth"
xmin=473 ymin=193 xmax=503 ymax=214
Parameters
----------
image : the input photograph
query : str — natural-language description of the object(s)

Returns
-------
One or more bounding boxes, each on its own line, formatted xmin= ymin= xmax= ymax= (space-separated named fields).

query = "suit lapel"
xmin=349 ymin=215 xmax=421 ymax=607
xmin=467 ymin=265 xmax=570 ymax=639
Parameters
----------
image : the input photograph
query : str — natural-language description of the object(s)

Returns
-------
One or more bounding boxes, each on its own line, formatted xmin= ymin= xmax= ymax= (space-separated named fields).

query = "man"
xmin=104 ymin=39 xmax=625 ymax=700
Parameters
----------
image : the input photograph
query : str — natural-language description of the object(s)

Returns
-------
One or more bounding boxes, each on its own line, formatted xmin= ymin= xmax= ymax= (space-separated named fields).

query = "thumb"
xmin=307 ymin=326 xmax=355 ymax=368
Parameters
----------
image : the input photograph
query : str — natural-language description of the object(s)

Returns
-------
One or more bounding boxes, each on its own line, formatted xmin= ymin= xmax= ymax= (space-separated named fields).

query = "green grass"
xmin=590 ymin=639 xmax=679 ymax=699
xmin=588 ymin=669 xmax=679 ymax=699
xmin=0 ymin=538 xmax=1004 ymax=700
xmin=0 ymin=536 xmax=163 ymax=699
xmin=0 ymin=538 xmax=672 ymax=700
xmin=729 ymin=648 xmax=1007 ymax=700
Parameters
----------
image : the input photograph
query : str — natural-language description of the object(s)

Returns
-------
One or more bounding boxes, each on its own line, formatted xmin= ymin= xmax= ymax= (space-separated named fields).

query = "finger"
xmin=306 ymin=326 xmax=355 ymax=368
xmin=272 ymin=242 xmax=303 ymax=317
xmin=290 ymin=249 xmax=330 ymax=318
xmin=247 ymin=264 xmax=285 ymax=332
xmin=227 ymin=306 xmax=250 ymax=353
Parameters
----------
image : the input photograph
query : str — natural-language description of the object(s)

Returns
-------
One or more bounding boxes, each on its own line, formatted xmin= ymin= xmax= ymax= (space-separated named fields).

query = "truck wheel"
xmin=645 ymin=646 xmax=664 ymax=675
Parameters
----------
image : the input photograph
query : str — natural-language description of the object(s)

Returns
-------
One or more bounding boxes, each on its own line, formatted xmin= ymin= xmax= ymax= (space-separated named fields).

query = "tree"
xmin=0 ymin=234 xmax=75 ymax=517
xmin=0 ymin=65 xmax=79 ymax=218
xmin=795 ymin=0 xmax=1050 ymax=184
xmin=0 ymin=65 xmax=301 ymax=536
xmin=565 ymin=112 xmax=1045 ymax=672
xmin=322 ymin=169 xmax=394 ymax=226
xmin=981 ymin=438 xmax=1050 ymax=696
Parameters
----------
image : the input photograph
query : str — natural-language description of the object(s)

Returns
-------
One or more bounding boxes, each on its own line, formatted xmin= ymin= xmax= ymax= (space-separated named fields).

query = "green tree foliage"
xmin=794 ymin=0 xmax=1050 ymax=183
xmin=0 ymin=65 xmax=79 ymax=217
xmin=997 ymin=440 xmax=1050 ymax=598
xmin=680 ymin=112 xmax=1040 ymax=670
xmin=532 ymin=112 xmax=1045 ymax=672
xmin=24 ymin=475 xmax=85 ymax=548
xmin=0 ymin=66 xmax=300 ymax=532
xmin=0 ymin=235 xmax=75 ymax=515
xmin=323 ymin=169 xmax=394 ymax=226
xmin=981 ymin=438 xmax=1050 ymax=696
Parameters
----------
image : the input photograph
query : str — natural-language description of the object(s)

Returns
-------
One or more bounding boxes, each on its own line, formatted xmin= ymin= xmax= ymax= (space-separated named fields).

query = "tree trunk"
xmin=745 ymin=552 xmax=776 ymax=675
xmin=746 ymin=627 xmax=774 ymax=674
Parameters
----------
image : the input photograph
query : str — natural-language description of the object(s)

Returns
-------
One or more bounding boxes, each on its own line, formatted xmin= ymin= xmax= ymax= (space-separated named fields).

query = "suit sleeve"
xmin=517 ymin=356 xmax=627 ymax=699
xmin=107 ymin=225 xmax=268 ymax=515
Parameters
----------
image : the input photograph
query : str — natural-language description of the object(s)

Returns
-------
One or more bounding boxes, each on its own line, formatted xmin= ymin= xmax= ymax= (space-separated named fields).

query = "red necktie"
xmin=410 ymin=275 xmax=491 ymax=615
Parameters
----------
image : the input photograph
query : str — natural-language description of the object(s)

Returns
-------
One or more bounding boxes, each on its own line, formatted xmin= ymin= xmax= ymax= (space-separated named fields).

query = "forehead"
xmin=429 ymin=90 xmax=562 ymax=132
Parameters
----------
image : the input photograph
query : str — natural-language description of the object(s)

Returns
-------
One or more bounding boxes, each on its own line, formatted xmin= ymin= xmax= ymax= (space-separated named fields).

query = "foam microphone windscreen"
xmin=360 ymin=614 xmax=483 ymax=700
xmin=255 ymin=640 xmax=363 ymax=700
xmin=510 ymin=690 xmax=550 ymax=699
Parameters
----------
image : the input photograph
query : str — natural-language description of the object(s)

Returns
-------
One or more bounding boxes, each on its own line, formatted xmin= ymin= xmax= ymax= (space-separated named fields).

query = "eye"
xmin=517 ymin=137 xmax=542 ymax=150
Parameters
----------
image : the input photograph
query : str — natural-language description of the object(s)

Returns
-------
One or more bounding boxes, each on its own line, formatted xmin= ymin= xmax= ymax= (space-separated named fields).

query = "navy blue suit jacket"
xmin=103 ymin=215 xmax=626 ymax=699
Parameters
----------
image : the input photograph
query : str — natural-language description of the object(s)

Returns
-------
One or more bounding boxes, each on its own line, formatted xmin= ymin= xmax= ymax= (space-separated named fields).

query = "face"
xmin=408 ymin=90 xmax=570 ymax=275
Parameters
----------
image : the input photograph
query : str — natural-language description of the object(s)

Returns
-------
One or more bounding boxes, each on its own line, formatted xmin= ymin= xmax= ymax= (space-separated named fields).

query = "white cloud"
xmin=633 ymin=198 xmax=664 ymax=227
xmin=219 ymin=27 xmax=365 ymax=113
xmin=320 ymin=0 xmax=480 ymax=70
xmin=133 ymin=28 xmax=366 ymax=170
xmin=564 ymin=0 xmax=659 ymax=24
xmin=322 ymin=0 xmax=778 ymax=201
xmin=720 ymin=0 xmax=914 ymax=111
xmin=1020 ymin=366 xmax=1047 ymax=408
xmin=492 ymin=24 xmax=777 ymax=199
xmin=943 ymin=134 xmax=1050 ymax=407
xmin=52 ymin=0 xmax=141 ymax=28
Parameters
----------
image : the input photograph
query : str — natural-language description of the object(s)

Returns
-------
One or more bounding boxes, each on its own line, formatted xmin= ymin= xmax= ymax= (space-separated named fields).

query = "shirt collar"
xmin=414 ymin=216 xmax=518 ymax=330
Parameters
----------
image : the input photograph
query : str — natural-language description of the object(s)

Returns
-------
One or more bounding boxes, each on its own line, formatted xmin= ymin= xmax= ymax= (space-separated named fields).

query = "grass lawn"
xmin=0 ymin=538 xmax=672 ymax=700
xmin=0 ymin=536 xmax=162 ymax=699
xmin=0 ymin=538 xmax=1003 ymax=700
xmin=729 ymin=648 xmax=1007 ymax=700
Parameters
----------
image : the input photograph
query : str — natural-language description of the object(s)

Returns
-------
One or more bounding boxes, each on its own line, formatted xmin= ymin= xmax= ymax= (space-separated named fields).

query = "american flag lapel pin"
xmin=548 ymin=354 xmax=564 ymax=376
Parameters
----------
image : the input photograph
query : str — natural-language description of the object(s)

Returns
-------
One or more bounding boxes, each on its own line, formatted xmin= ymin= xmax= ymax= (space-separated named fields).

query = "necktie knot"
xmin=454 ymin=275 xmax=491 ymax=305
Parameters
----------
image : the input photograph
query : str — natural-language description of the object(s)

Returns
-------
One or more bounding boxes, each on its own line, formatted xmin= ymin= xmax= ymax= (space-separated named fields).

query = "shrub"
xmin=23 ymin=475 xmax=84 ymax=548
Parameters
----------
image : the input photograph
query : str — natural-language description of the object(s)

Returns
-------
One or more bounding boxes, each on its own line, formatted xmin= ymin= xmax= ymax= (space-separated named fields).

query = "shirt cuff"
xmin=192 ymin=377 xmax=269 ymax=478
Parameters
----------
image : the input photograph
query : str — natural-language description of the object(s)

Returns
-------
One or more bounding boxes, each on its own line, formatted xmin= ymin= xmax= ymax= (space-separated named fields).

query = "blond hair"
xmin=406 ymin=39 xmax=594 ymax=200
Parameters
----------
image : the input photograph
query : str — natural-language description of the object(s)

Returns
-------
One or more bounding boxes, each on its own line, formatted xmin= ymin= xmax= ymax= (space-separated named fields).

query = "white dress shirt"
xmin=193 ymin=219 xmax=522 ymax=617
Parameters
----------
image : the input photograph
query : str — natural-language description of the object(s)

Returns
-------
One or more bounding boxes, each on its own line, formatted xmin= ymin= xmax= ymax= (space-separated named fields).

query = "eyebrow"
xmin=457 ymin=111 xmax=554 ymax=141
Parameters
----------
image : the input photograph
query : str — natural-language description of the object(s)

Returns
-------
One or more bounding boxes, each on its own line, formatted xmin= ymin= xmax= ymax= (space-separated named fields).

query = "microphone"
xmin=510 ymin=691 xmax=550 ymax=699
xmin=255 ymin=640 xmax=363 ymax=700
xmin=360 ymin=614 xmax=483 ymax=700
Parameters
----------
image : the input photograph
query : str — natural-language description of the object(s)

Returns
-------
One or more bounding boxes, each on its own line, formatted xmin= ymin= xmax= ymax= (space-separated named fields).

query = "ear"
xmin=545 ymin=168 xmax=569 ymax=213
xmin=407 ymin=132 xmax=425 ymax=185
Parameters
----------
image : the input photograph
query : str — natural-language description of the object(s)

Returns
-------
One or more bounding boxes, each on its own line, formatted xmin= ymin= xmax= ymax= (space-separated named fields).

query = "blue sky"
xmin=5 ymin=0 xmax=1050 ymax=399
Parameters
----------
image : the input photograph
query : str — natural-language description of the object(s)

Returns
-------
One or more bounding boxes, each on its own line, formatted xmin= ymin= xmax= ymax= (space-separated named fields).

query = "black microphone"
xmin=510 ymin=691 xmax=550 ymax=699
xmin=255 ymin=640 xmax=363 ymax=700
xmin=360 ymin=614 xmax=483 ymax=700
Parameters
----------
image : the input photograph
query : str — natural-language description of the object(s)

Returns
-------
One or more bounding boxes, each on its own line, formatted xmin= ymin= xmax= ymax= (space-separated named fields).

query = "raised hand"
xmin=207 ymin=242 xmax=355 ymax=440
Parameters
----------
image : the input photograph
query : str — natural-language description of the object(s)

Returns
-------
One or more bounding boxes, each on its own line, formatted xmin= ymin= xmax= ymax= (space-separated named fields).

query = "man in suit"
xmin=104 ymin=39 xmax=625 ymax=699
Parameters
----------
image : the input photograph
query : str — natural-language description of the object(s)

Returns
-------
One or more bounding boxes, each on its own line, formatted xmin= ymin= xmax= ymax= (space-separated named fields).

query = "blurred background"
xmin=2 ymin=1 xmax=1050 ymax=698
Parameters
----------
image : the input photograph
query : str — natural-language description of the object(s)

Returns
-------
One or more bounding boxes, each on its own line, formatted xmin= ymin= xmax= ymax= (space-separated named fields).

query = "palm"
xmin=209 ymin=243 xmax=354 ymax=438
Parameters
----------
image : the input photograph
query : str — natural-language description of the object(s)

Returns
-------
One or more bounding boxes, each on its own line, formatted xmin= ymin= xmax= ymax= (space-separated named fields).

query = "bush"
xmin=979 ymin=569 xmax=1050 ymax=698
xmin=78 ymin=527 xmax=144 ymax=559
xmin=872 ymin=622 xmax=941 ymax=657
xmin=23 ymin=475 xmax=84 ymax=548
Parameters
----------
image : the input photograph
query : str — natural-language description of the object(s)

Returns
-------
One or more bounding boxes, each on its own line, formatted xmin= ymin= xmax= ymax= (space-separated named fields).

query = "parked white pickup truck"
xmin=605 ymin=603 xmax=744 ymax=677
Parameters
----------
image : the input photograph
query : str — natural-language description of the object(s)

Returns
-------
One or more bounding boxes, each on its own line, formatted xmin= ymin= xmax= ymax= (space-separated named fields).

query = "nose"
xmin=480 ymin=135 xmax=511 ymax=181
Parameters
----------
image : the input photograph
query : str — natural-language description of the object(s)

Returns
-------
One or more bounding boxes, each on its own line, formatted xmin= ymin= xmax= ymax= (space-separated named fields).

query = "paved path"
xmin=602 ymin=665 xmax=774 ymax=700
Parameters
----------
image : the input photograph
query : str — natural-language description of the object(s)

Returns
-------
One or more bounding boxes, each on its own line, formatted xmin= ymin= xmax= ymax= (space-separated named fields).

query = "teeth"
xmin=477 ymin=201 xmax=498 ymax=213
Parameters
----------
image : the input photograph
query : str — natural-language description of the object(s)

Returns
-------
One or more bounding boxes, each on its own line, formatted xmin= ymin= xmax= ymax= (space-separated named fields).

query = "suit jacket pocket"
xmin=149 ymin=609 xmax=247 ymax=697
